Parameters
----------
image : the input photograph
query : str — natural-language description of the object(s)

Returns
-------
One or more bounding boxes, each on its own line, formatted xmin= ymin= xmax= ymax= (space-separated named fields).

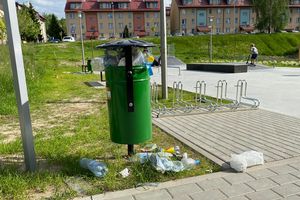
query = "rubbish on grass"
xmin=80 ymin=158 xmax=108 ymax=177
xmin=119 ymin=168 xmax=130 ymax=178
xmin=149 ymin=153 xmax=185 ymax=173
xmin=205 ymin=169 xmax=213 ymax=173
xmin=181 ymin=153 xmax=200 ymax=170
xmin=134 ymin=152 xmax=152 ymax=163
xmin=141 ymin=144 xmax=158 ymax=152
xmin=164 ymin=146 xmax=180 ymax=155
xmin=230 ymin=151 xmax=264 ymax=172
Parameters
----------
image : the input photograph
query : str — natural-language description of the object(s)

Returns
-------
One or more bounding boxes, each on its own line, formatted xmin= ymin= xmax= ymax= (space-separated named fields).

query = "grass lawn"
xmin=0 ymin=42 xmax=219 ymax=200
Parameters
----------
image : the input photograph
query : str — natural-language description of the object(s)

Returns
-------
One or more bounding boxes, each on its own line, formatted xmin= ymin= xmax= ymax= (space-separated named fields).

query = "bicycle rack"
xmin=235 ymin=80 xmax=260 ymax=108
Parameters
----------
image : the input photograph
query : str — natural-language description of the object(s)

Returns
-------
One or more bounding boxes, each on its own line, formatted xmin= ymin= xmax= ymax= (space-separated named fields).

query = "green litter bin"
xmin=97 ymin=40 xmax=155 ymax=155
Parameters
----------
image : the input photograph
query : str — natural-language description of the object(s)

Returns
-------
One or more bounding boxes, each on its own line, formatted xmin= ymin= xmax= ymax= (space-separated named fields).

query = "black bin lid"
xmin=96 ymin=39 xmax=155 ymax=49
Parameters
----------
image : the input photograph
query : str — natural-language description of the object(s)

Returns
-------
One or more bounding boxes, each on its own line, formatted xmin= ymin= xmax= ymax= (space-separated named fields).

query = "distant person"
xmin=250 ymin=43 xmax=258 ymax=66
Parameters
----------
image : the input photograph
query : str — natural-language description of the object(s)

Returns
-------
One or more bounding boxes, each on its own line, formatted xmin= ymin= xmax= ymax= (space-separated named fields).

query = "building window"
xmin=119 ymin=23 xmax=123 ymax=29
xmin=226 ymin=27 xmax=230 ymax=33
xmin=99 ymin=14 xmax=102 ymax=19
xmin=216 ymin=28 xmax=221 ymax=33
xmin=217 ymin=8 xmax=221 ymax=14
xmin=70 ymin=3 xmax=81 ymax=9
xmin=216 ymin=18 xmax=220 ymax=24
xmin=182 ymin=0 xmax=192 ymax=5
xmin=108 ymin=13 xmax=113 ymax=19
xmin=192 ymin=18 xmax=195 ymax=24
xmin=181 ymin=9 xmax=186 ymax=15
xmin=100 ymin=3 xmax=112 ymax=9
xmin=209 ymin=9 xmax=212 ymax=14
xmin=192 ymin=9 xmax=195 ymax=14
xmin=70 ymin=24 xmax=76 ymax=34
xmin=235 ymin=18 xmax=238 ymax=24
xmin=226 ymin=18 xmax=230 ymax=24
xmin=108 ymin=23 xmax=113 ymax=29
xmin=146 ymin=13 xmax=150 ymax=18
xmin=100 ymin=23 xmax=103 ymax=29
xmin=69 ymin=13 xmax=75 ymax=19
xmin=154 ymin=13 xmax=159 ymax=18
xmin=146 ymin=22 xmax=150 ymax=27
xmin=129 ymin=23 xmax=132 ymax=28
xmin=154 ymin=22 xmax=159 ymax=27
xmin=226 ymin=8 xmax=230 ymax=14
xmin=118 ymin=13 xmax=123 ymax=19
xmin=298 ymin=17 xmax=300 ymax=23
xmin=128 ymin=13 xmax=132 ymax=18
xmin=118 ymin=3 xmax=129 ymax=8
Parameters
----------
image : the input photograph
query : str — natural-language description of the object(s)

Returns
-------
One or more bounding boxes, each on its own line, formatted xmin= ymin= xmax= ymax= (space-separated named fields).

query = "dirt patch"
xmin=0 ymin=97 xmax=102 ymax=143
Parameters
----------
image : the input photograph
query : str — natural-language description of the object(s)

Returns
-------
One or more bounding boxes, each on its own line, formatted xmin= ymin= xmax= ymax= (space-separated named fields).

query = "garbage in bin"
xmin=96 ymin=40 xmax=155 ymax=156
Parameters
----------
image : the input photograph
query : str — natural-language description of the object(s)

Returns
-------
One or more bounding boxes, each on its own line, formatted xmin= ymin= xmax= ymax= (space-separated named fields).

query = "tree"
xmin=47 ymin=14 xmax=62 ymax=39
xmin=0 ymin=16 xmax=6 ymax=43
xmin=59 ymin=18 xmax=67 ymax=38
xmin=252 ymin=0 xmax=289 ymax=33
xmin=17 ymin=7 xmax=40 ymax=41
xmin=123 ymin=25 xmax=129 ymax=38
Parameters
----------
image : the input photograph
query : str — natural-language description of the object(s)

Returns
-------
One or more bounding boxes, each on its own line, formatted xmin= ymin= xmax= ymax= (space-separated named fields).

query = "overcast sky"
xmin=16 ymin=0 xmax=171 ymax=19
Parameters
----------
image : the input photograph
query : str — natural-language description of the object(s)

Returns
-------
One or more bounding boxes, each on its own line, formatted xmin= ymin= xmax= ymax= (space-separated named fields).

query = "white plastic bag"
xmin=230 ymin=151 xmax=264 ymax=172
xmin=240 ymin=151 xmax=264 ymax=167
xmin=230 ymin=154 xmax=248 ymax=172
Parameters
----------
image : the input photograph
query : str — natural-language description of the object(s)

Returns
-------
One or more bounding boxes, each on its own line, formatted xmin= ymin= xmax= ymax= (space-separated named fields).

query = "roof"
xmin=65 ymin=0 xmax=160 ymax=12
xmin=175 ymin=0 xmax=253 ymax=8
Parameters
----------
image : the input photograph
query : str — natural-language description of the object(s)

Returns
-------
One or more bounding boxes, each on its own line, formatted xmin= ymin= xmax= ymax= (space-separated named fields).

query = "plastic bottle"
xmin=181 ymin=153 xmax=200 ymax=170
xmin=80 ymin=158 xmax=108 ymax=178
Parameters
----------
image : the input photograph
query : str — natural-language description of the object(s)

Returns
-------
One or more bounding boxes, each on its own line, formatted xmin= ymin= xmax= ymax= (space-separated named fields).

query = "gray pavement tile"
xmin=291 ymin=171 xmax=300 ymax=179
xmin=269 ymin=165 xmax=299 ymax=175
xmin=246 ymin=178 xmax=279 ymax=191
xmin=271 ymin=183 xmax=300 ymax=198
xmin=227 ymin=196 xmax=249 ymax=200
xmin=270 ymin=174 xmax=300 ymax=185
xmin=247 ymin=169 xmax=278 ymax=180
xmin=167 ymin=183 xmax=202 ymax=197
xmin=283 ymin=195 xmax=300 ymax=200
xmin=289 ymin=162 xmax=300 ymax=171
xmin=223 ymin=173 xmax=255 ymax=185
xmin=134 ymin=189 xmax=172 ymax=200
xmin=219 ymin=183 xmax=254 ymax=198
xmin=189 ymin=189 xmax=227 ymax=200
xmin=196 ymin=178 xmax=231 ymax=191
xmin=109 ymin=196 xmax=134 ymax=200
xmin=172 ymin=195 xmax=192 ymax=200
xmin=246 ymin=189 xmax=282 ymax=200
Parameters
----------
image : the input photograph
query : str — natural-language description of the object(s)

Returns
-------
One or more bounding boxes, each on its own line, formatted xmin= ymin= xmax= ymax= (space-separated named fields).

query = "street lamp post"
xmin=78 ymin=12 xmax=85 ymax=67
xmin=209 ymin=16 xmax=214 ymax=63
xmin=111 ymin=2 xmax=116 ymax=38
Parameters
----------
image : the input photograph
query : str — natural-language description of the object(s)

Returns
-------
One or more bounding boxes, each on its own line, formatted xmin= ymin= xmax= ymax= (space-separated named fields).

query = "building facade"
xmin=65 ymin=0 xmax=167 ymax=40
xmin=288 ymin=0 xmax=300 ymax=31
xmin=171 ymin=0 xmax=255 ymax=35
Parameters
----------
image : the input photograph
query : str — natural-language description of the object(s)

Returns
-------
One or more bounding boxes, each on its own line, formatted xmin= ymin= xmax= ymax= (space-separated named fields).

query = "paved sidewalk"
xmin=78 ymin=157 xmax=300 ymax=200
xmin=151 ymin=65 xmax=300 ymax=118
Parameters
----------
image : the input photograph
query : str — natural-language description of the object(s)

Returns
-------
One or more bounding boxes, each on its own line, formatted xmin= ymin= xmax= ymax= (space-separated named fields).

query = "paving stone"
xmin=289 ymin=162 xmax=300 ymax=171
xmin=134 ymin=189 xmax=172 ymax=200
xmin=246 ymin=178 xmax=279 ymax=191
xmin=271 ymin=183 xmax=300 ymax=198
xmin=291 ymin=171 xmax=300 ymax=179
xmin=189 ymin=189 xmax=227 ymax=200
xmin=246 ymin=189 xmax=282 ymax=200
xmin=247 ymin=169 xmax=277 ymax=180
xmin=270 ymin=174 xmax=300 ymax=185
xmin=197 ymin=178 xmax=231 ymax=191
xmin=269 ymin=165 xmax=298 ymax=175
xmin=167 ymin=183 xmax=202 ymax=197
xmin=223 ymin=173 xmax=255 ymax=185
xmin=109 ymin=196 xmax=134 ymax=200
xmin=284 ymin=195 xmax=300 ymax=200
xmin=219 ymin=183 xmax=254 ymax=198
xmin=227 ymin=196 xmax=249 ymax=200
xmin=172 ymin=195 xmax=192 ymax=200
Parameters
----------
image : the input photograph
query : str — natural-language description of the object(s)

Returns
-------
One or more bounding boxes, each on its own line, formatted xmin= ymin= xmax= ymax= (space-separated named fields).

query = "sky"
xmin=16 ymin=0 xmax=171 ymax=19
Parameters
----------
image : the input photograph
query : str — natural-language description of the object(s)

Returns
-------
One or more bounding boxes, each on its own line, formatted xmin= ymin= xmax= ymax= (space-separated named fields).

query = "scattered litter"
xmin=164 ymin=146 xmax=180 ymax=155
xmin=149 ymin=153 xmax=185 ymax=173
xmin=119 ymin=168 xmax=130 ymax=178
xmin=133 ymin=152 xmax=152 ymax=163
xmin=141 ymin=144 xmax=158 ymax=152
xmin=181 ymin=153 xmax=200 ymax=170
xmin=230 ymin=151 xmax=264 ymax=172
xmin=205 ymin=169 xmax=213 ymax=173
xmin=64 ymin=177 xmax=92 ymax=195
xmin=80 ymin=158 xmax=108 ymax=178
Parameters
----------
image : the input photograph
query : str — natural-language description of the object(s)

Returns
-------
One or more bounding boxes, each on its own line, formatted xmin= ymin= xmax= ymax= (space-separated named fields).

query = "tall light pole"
xmin=78 ymin=11 xmax=85 ymax=66
xmin=160 ymin=0 xmax=168 ymax=99
xmin=111 ymin=2 xmax=116 ymax=38
xmin=209 ymin=16 xmax=214 ymax=63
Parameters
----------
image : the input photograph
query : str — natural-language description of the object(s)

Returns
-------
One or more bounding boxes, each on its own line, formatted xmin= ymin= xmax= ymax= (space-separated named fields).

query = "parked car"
xmin=62 ymin=36 xmax=75 ymax=42
xmin=98 ymin=36 xmax=107 ymax=40
xmin=48 ymin=38 xmax=60 ymax=43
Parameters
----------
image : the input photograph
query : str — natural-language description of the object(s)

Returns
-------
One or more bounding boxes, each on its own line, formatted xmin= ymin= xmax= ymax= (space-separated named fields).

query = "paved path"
xmin=151 ymin=65 xmax=300 ymax=119
xmin=80 ymin=157 xmax=300 ymax=200
xmin=153 ymin=109 xmax=300 ymax=168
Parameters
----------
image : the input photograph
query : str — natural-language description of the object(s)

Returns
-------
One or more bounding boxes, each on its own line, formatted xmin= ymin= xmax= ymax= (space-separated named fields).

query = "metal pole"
xmin=79 ymin=12 xmax=85 ymax=66
xmin=160 ymin=0 xmax=168 ymax=99
xmin=209 ymin=17 xmax=213 ymax=63
xmin=3 ymin=0 xmax=36 ymax=171
xmin=112 ymin=2 xmax=116 ymax=38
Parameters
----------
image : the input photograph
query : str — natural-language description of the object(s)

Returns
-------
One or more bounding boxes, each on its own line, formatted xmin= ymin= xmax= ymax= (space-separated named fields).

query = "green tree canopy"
xmin=17 ymin=7 xmax=40 ymax=41
xmin=252 ymin=0 xmax=289 ymax=33
xmin=47 ymin=14 xmax=63 ymax=39
xmin=123 ymin=25 xmax=129 ymax=38
xmin=0 ymin=16 xmax=6 ymax=42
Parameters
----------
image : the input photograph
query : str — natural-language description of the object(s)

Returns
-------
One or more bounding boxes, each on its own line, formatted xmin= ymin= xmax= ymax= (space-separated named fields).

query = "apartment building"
xmin=64 ymin=0 xmax=165 ymax=39
xmin=171 ymin=0 xmax=255 ymax=35
xmin=287 ymin=0 xmax=300 ymax=31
